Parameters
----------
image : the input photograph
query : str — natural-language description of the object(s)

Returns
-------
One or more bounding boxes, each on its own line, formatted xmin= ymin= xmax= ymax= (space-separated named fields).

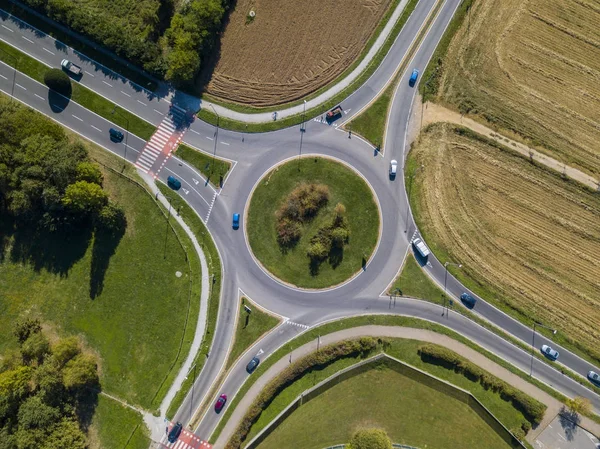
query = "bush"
xmin=96 ymin=203 xmax=127 ymax=234
xmin=418 ymin=344 xmax=546 ymax=425
xmin=276 ymin=218 xmax=302 ymax=247
xmin=43 ymin=69 xmax=72 ymax=96
xmin=226 ymin=338 xmax=378 ymax=449
xmin=276 ymin=183 xmax=329 ymax=223
xmin=307 ymin=241 xmax=329 ymax=260
xmin=348 ymin=428 xmax=392 ymax=449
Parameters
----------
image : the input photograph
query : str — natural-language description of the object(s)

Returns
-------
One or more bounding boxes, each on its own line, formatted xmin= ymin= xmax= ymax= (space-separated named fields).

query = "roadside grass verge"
xmin=227 ymin=298 xmax=281 ymax=371
xmin=0 ymin=39 xmax=155 ymax=140
xmin=175 ymin=144 xmax=232 ymax=188
xmin=253 ymin=345 xmax=525 ymax=449
xmin=157 ymin=183 xmax=223 ymax=420
xmin=196 ymin=0 xmax=419 ymax=132
xmin=389 ymin=253 xmax=444 ymax=304
xmin=247 ymin=157 xmax=379 ymax=289
xmin=90 ymin=395 xmax=150 ymax=449
xmin=345 ymin=85 xmax=393 ymax=148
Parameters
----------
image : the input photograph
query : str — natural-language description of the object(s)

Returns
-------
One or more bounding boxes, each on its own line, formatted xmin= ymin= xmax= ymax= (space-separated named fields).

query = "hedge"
xmin=226 ymin=337 xmax=378 ymax=449
xmin=418 ymin=344 xmax=547 ymax=426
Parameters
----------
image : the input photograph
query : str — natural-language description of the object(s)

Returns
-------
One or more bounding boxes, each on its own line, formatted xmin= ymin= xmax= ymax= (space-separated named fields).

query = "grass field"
xmin=256 ymin=364 xmax=514 ymax=449
xmin=90 ymin=395 xmax=149 ymax=449
xmin=409 ymin=123 xmax=600 ymax=364
xmin=390 ymin=254 xmax=444 ymax=305
xmin=0 ymin=143 xmax=191 ymax=409
xmin=247 ymin=157 xmax=380 ymax=288
xmin=346 ymin=85 xmax=392 ymax=148
xmin=175 ymin=144 xmax=232 ymax=188
xmin=203 ymin=0 xmax=393 ymax=106
xmin=227 ymin=298 xmax=280 ymax=370
xmin=433 ymin=0 xmax=600 ymax=176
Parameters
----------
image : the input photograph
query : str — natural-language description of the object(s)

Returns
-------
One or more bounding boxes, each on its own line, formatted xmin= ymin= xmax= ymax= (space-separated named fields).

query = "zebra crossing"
xmin=136 ymin=105 xmax=188 ymax=176
xmin=158 ymin=428 xmax=211 ymax=449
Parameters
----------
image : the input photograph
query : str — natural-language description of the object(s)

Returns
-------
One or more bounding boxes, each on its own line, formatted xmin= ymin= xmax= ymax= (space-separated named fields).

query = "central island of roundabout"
xmin=246 ymin=156 xmax=381 ymax=289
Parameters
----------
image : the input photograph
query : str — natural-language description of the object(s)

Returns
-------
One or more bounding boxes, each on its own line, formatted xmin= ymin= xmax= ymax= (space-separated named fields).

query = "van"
xmin=412 ymin=237 xmax=430 ymax=258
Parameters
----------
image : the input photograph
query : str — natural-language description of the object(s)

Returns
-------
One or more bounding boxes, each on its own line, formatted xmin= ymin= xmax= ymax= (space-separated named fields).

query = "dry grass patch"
xmin=203 ymin=0 xmax=392 ymax=106
xmin=410 ymin=123 xmax=600 ymax=363
xmin=436 ymin=0 xmax=600 ymax=176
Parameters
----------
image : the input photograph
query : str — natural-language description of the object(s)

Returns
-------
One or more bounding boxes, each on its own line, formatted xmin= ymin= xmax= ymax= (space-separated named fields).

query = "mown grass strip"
xmin=0 ymin=39 xmax=156 ymax=140
xmin=175 ymin=144 xmax=232 ymax=188
xmin=157 ymin=183 xmax=223 ymax=420
xmin=197 ymin=0 xmax=419 ymax=133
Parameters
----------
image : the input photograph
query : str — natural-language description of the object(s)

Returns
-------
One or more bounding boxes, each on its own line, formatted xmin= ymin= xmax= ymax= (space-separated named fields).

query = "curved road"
xmin=0 ymin=1 xmax=599 ymax=446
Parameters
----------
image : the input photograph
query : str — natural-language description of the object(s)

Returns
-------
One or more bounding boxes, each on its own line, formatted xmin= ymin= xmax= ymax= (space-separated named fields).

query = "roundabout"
xmin=246 ymin=156 xmax=381 ymax=289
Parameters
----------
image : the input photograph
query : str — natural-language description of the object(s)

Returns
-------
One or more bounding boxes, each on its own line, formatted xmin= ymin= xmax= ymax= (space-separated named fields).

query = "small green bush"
xmin=44 ymin=69 xmax=72 ymax=96
xmin=348 ymin=428 xmax=392 ymax=449
xmin=418 ymin=344 xmax=546 ymax=425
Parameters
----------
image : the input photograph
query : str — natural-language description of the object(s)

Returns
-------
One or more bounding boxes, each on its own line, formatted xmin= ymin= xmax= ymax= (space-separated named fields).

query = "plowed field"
xmin=410 ymin=124 xmax=600 ymax=361
xmin=437 ymin=0 xmax=600 ymax=176
xmin=204 ymin=0 xmax=392 ymax=106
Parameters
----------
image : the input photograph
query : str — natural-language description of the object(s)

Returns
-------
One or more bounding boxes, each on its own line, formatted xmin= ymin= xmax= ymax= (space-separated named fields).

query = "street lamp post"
xmin=111 ymin=108 xmax=130 ymax=170
xmin=530 ymin=322 xmax=557 ymax=377
xmin=0 ymin=49 xmax=17 ymax=101
xmin=298 ymin=101 xmax=307 ymax=170
xmin=163 ymin=197 xmax=172 ymax=259
xmin=443 ymin=261 xmax=462 ymax=317
xmin=184 ymin=363 xmax=197 ymax=422
xmin=404 ymin=164 xmax=424 ymax=233
xmin=301 ymin=100 xmax=307 ymax=132
xmin=209 ymin=104 xmax=220 ymax=181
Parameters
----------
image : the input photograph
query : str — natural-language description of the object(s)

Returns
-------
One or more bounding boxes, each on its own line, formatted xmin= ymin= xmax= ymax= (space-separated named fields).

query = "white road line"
xmin=205 ymin=136 xmax=213 ymax=141
xmin=34 ymin=93 xmax=44 ymax=100
xmin=102 ymin=80 xmax=113 ymax=87
xmin=120 ymin=91 xmax=131 ymax=98
xmin=21 ymin=36 xmax=33 ymax=43
xmin=51 ymin=104 xmax=64 ymax=111
xmin=1 ymin=25 xmax=13 ymax=32
xmin=91 ymin=125 xmax=102 ymax=132
xmin=72 ymin=115 xmax=83 ymax=122
xmin=43 ymin=48 xmax=55 ymax=55
xmin=0 ymin=74 xmax=7 ymax=80
xmin=84 ymin=71 xmax=95 ymax=77
xmin=15 ymin=83 xmax=25 ymax=90
xmin=137 ymin=100 xmax=147 ymax=106
xmin=190 ymin=129 xmax=200 ymax=135
xmin=153 ymin=109 xmax=164 ymax=116
xmin=221 ymin=141 xmax=230 ymax=146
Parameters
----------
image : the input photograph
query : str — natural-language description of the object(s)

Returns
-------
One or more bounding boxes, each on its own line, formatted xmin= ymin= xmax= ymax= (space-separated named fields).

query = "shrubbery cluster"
xmin=275 ymin=183 xmax=330 ymax=247
xmin=418 ymin=344 xmax=546 ymax=430
xmin=0 ymin=319 xmax=99 ymax=449
xmin=226 ymin=337 xmax=378 ymax=449
xmin=348 ymin=428 xmax=392 ymax=449
xmin=307 ymin=202 xmax=350 ymax=262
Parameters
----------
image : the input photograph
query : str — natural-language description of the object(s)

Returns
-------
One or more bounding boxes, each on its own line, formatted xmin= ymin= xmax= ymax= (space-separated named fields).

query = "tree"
xmin=565 ymin=396 xmax=592 ymax=415
xmin=331 ymin=227 xmax=350 ymax=248
xmin=43 ymin=69 xmax=71 ymax=96
xmin=62 ymin=181 xmax=108 ymax=216
xmin=17 ymin=395 xmax=60 ymax=430
xmin=33 ymin=361 xmax=64 ymax=406
xmin=75 ymin=162 xmax=103 ymax=186
xmin=51 ymin=337 xmax=80 ymax=368
xmin=165 ymin=48 xmax=200 ymax=86
xmin=20 ymin=333 xmax=50 ymax=366
xmin=42 ymin=418 xmax=87 ymax=449
xmin=62 ymin=354 xmax=98 ymax=392
xmin=13 ymin=319 xmax=41 ymax=345
xmin=96 ymin=203 xmax=126 ymax=234
xmin=307 ymin=242 xmax=328 ymax=260
xmin=348 ymin=428 xmax=392 ymax=449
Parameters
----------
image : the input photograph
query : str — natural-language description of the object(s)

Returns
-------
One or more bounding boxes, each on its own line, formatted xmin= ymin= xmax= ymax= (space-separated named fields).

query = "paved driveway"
xmin=536 ymin=415 xmax=599 ymax=449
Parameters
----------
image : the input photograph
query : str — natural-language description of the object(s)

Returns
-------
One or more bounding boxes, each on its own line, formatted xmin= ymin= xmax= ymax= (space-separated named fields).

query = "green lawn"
xmin=346 ymin=85 xmax=393 ymax=148
xmin=227 ymin=298 xmax=280 ymax=370
xmin=0 ymin=151 xmax=191 ymax=410
xmin=256 ymin=366 xmax=513 ymax=449
xmin=90 ymin=395 xmax=150 ymax=449
xmin=175 ymin=144 xmax=232 ymax=188
xmin=247 ymin=157 xmax=380 ymax=288
xmin=390 ymin=253 xmax=445 ymax=305
xmin=0 ymin=40 xmax=155 ymax=140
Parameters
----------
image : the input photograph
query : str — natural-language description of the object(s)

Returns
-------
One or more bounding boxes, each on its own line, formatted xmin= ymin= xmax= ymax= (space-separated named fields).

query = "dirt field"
xmin=203 ymin=0 xmax=393 ymax=106
xmin=410 ymin=123 xmax=600 ymax=362
xmin=436 ymin=0 xmax=600 ymax=176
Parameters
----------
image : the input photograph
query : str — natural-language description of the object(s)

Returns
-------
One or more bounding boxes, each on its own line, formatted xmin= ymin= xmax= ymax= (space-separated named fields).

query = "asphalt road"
xmin=1 ymin=1 xmax=599 ymax=446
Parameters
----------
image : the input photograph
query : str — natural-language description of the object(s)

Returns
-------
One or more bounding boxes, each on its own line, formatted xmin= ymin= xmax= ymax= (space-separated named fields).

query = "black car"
xmin=109 ymin=128 xmax=124 ymax=142
xmin=167 ymin=422 xmax=182 ymax=443
xmin=460 ymin=292 xmax=477 ymax=308
xmin=246 ymin=356 xmax=260 ymax=374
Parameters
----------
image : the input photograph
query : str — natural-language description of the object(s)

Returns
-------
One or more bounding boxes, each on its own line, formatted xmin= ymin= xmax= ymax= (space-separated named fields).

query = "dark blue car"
xmin=167 ymin=422 xmax=182 ymax=443
xmin=232 ymin=213 xmax=240 ymax=229
xmin=167 ymin=176 xmax=181 ymax=191
xmin=409 ymin=69 xmax=419 ymax=87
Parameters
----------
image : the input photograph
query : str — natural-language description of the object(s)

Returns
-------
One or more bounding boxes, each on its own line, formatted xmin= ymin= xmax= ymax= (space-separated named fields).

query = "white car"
xmin=389 ymin=159 xmax=398 ymax=178
xmin=541 ymin=344 xmax=559 ymax=361
xmin=588 ymin=371 xmax=600 ymax=384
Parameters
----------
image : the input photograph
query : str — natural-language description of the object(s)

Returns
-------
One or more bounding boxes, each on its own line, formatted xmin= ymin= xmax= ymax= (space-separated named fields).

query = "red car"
xmin=215 ymin=394 xmax=227 ymax=413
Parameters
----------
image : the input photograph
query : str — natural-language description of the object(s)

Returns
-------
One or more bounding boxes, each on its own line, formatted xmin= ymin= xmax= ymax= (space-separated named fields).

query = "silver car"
xmin=588 ymin=371 xmax=600 ymax=384
xmin=389 ymin=159 xmax=398 ymax=178
xmin=541 ymin=344 xmax=559 ymax=361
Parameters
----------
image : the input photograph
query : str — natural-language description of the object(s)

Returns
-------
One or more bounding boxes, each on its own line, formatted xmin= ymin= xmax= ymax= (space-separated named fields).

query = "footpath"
xmin=419 ymin=102 xmax=599 ymax=191
xmin=214 ymin=325 xmax=600 ymax=448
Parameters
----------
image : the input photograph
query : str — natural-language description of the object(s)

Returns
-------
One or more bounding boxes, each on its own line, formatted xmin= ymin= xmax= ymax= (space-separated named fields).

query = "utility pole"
xmin=443 ymin=261 xmax=462 ymax=317
xmin=111 ymin=109 xmax=130 ymax=170
xmin=209 ymin=104 xmax=220 ymax=179
xmin=0 ymin=49 xmax=17 ymax=101
xmin=404 ymin=164 xmax=424 ymax=233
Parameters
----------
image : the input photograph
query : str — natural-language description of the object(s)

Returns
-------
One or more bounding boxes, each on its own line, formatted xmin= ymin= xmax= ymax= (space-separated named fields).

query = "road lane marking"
xmin=15 ymin=83 xmax=25 ymax=90
xmin=221 ymin=141 xmax=230 ymax=146
xmin=153 ymin=109 xmax=164 ymax=116
xmin=0 ymin=74 xmax=6 ymax=80
xmin=190 ymin=129 xmax=200 ymax=135
xmin=43 ymin=48 xmax=55 ymax=55
xmin=205 ymin=136 xmax=213 ymax=141
xmin=91 ymin=125 xmax=102 ymax=132
xmin=102 ymin=80 xmax=113 ymax=87
xmin=137 ymin=100 xmax=147 ymax=106
xmin=84 ymin=71 xmax=95 ymax=77
xmin=72 ymin=115 xmax=83 ymax=122
xmin=51 ymin=104 xmax=64 ymax=111
xmin=2 ymin=25 xmax=13 ymax=32
xmin=34 ymin=93 xmax=44 ymax=100
xmin=21 ymin=36 xmax=33 ymax=44
xmin=120 ymin=90 xmax=131 ymax=97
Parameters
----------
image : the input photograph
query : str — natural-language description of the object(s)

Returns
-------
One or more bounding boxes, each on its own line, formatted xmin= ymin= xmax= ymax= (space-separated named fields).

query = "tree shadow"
xmin=48 ymin=90 xmax=71 ymax=113
xmin=89 ymin=226 xmax=126 ymax=299
xmin=328 ymin=246 xmax=344 ymax=269
xmin=74 ymin=384 xmax=100 ymax=431
xmin=309 ymin=257 xmax=321 ymax=277
xmin=559 ymin=406 xmax=580 ymax=441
